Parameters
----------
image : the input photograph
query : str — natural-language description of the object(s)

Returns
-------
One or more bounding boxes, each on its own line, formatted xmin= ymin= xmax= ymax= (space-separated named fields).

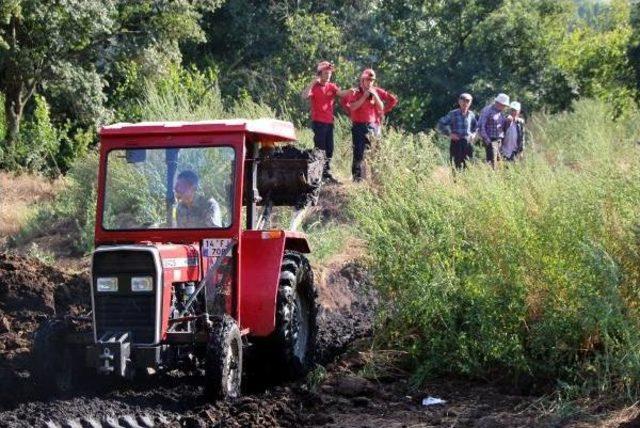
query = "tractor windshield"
xmin=102 ymin=146 xmax=235 ymax=230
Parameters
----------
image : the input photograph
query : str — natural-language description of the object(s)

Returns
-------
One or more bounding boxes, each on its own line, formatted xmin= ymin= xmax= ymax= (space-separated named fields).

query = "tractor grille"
xmin=95 ymin=294 xmax=156 ymax=343
xmin=92 ymin=248 xmax=160 ymax=344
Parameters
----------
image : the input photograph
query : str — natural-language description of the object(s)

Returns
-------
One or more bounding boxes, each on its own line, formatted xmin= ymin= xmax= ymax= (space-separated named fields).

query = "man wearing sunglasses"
xmin=302 ymin=61 xmax=350 ymax=184
xmin=340 ymin=68 xmax=398 ymax=182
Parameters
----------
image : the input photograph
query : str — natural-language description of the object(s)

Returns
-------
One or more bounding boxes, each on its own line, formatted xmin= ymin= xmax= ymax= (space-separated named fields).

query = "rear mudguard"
xmin=239 ymin=230 xmax=310 ymax=336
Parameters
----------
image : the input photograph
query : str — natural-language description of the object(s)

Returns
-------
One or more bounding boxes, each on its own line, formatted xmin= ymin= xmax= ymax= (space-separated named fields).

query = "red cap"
xmin=317 ymin=61 xmax=334 ymax=73
xmin=360 ymin=68 xmax=376 ymax=80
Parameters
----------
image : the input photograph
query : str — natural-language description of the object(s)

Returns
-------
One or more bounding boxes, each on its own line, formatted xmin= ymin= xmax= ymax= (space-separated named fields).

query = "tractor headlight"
xmin=131 ymin=276 xmax=153 ymax=292
xmin=96 ymin=277 xmax=118 ymax=292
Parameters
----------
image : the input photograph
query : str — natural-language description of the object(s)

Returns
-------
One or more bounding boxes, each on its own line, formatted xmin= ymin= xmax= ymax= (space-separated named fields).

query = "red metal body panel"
xmin=239 ymin=230 xmax=311 ymax=336
xmin=99 ymin=119 xmax=296 ymax=143
xmin=95 ymin=133 xmax=245 ymax=246
xmin=156 ymin=244 xmax=201 ymax=338
xmin=239 ymin=230 xmax=286 ymax=336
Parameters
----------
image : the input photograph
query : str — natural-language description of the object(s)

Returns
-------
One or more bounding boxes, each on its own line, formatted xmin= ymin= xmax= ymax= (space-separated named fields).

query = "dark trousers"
xmin=449 ymin=138 xmax=473 ymax=169
xmin=351 ymin=122 xmax=373 ymax=181
xmin=312 ymin=121 xmax=334 ymax=176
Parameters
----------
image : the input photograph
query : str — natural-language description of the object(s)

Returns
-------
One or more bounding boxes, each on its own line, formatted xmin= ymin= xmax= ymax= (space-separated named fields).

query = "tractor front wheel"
xmin=274 ymin=251 xmax=318 ymax=378
xmin=32 ymin=318 xmax=81 ymax=395
xmin=205 ymin=314 xmax=242 ymax=399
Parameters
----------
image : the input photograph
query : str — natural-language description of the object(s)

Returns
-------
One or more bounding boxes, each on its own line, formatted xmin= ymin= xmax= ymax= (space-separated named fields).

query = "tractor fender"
xmin=283 ymin=231 xmax=310 ymax=254
xmin=239 ymin=230 xmax=310 ymax=336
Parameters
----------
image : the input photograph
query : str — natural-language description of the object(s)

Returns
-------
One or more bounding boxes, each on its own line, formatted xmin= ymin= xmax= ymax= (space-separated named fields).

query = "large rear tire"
xmin=205 ymin=314 xmax=242 ymax=400
xmin=32 ymin=319 xmax=80 ymax=395
xmin=273 ymin=251 xmax=318 ymax=378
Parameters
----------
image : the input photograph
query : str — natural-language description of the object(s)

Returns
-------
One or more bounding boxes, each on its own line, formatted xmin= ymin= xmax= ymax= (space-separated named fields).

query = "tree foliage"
xmin=0 ymin=0 xmax=637 ymax=174
xmin=0 ymin=0 xmax=114 ymax=145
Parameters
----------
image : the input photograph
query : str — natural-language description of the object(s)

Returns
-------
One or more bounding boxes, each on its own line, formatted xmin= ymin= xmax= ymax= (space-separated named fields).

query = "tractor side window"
xmin=103 ymin=147 xmax=235 ymax=230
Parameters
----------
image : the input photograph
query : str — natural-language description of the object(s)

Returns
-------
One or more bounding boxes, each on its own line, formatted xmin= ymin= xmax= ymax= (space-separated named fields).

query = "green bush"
xmin=0 ymin=95 xmax=94 ymax=176
xmin=351 ymin=99 xmax=640 ymax=398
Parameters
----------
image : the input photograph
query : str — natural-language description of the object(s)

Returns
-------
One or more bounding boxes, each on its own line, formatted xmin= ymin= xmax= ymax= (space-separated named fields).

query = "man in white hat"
xmin=478 ymin=93 xmax=511 ymax=168
xmin=436 ymin=93 xmax=478 ymax=169
xmin=500 ymin=101 xmax=525 ymax=161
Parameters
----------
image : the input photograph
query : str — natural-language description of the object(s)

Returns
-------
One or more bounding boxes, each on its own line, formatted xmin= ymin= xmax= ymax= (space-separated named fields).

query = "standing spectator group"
xmin=438 ymin=92 xmax=526 ymax=169
xmin=303 ymin=62 xmax=397 ymax=183
xmin=303 ymin=60 xmax=525 ymax=182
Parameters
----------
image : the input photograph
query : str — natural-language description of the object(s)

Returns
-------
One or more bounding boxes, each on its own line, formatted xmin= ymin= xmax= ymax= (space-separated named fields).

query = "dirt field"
xmin=1 ymin=176 xmax=639 ymax=427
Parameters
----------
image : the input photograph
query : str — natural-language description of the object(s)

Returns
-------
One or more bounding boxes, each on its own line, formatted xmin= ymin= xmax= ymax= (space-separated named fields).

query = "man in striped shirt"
xmin=437 ymin=93 xmax=478 ymax=169
xmin=478 ymin=93 xmax=511 ymax=168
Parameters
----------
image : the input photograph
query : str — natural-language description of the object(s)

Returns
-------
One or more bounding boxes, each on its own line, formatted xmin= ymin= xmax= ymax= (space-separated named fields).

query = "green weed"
xmin=351 ymin=99 xmax=640 ymax=399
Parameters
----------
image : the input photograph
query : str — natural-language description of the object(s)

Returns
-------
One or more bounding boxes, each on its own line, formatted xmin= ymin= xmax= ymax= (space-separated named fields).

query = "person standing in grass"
xmin=478 ymin=93 xmax=511 ymax=168
xmin=437 ymin=93 xmax=478 ymax=169
xmin=340 ymin=68 xmax=398 ymax=182
xmin=302 ymin=61 xmax=350 ymax=185
xmin=500 ymin=101 xmax=525 ymax=161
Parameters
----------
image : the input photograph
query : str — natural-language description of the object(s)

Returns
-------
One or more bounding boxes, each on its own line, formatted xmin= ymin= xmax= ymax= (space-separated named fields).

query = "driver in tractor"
xmin=173 ymin=170 xmax=222 ymax=228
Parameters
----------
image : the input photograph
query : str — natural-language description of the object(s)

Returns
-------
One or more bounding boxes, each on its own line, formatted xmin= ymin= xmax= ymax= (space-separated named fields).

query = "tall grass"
xmin=351 ymin=99 xmax=640 ymax=397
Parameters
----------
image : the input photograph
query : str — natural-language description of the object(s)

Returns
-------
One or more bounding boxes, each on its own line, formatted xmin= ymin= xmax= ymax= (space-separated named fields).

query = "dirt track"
xmin=0 ymin=252 xmax=384 ymax=427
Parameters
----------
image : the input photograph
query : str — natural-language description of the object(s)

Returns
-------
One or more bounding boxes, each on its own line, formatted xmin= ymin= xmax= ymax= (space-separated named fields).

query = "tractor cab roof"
xmin=99 ymin=118 xmax=297 ymax=144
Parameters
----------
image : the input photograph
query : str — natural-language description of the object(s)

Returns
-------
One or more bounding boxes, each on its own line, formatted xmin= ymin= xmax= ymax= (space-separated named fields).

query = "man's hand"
xmin=450 ymin=132 xmax=460 ymax=141
xmin=368 ymin=88 xmax=381 ymax=99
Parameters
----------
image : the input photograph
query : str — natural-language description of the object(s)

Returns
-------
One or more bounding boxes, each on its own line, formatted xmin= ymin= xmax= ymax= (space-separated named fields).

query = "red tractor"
xmin=33 ymin=119 xmax=323 ymax=398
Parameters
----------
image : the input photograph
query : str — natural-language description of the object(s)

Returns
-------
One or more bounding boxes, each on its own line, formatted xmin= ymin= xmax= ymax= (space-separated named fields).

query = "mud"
xmin=0 ymin=253 xmax=90 ymax=405
xmin=0 ymin=251 xmax=378 ymax=427
xmin=256 ymin=145 xmax=325 ymax=208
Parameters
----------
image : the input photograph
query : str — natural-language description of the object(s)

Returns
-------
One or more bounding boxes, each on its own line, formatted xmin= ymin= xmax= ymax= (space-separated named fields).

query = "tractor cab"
xmin=32 ymin=119 xmax=322 ymax=399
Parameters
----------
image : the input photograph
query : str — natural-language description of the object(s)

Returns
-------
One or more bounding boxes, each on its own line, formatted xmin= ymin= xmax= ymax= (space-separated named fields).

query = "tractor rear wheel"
xmin=32 ymin=318 xmax=81 ymax=395
xmin=273 ymin=251 xmax=318 ymax=378
xmin=205 ymin=314 xmax=242 ymax=399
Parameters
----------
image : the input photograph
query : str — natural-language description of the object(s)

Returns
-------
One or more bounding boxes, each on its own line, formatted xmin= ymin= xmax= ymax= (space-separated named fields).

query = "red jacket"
xmin=341 ymin=87 xmax=398 ymax=123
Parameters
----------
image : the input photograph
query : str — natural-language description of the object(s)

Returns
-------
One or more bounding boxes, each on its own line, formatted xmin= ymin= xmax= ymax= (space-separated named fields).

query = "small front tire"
xmin=205 ymin=315 xmax=243 ymax=399
xmin=32 ymin=319 xmax=81 ymax=395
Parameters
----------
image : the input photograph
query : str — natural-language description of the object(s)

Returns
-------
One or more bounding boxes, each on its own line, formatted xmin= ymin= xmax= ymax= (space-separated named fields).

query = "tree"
xmin=369 ymin=0 xmax=575 ymax=129
xmin=0 ymin=0 xmax=115 ymax=146
xmin=104 ymin=0 xmax=224 ymax=122
xmin=0 ymin=0 xmax=223 ymax=151
xmin=556 ymin=0 xmax=636 ymax=116
xmin=627 ymin=1 xmax=640 ymax=102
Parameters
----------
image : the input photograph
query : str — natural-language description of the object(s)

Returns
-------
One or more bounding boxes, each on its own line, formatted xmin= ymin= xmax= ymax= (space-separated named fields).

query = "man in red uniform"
xmin=302 ymin=61 xmax=349 ymax=184
xmin=340 ymin=68 xmax=398 ymax=181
